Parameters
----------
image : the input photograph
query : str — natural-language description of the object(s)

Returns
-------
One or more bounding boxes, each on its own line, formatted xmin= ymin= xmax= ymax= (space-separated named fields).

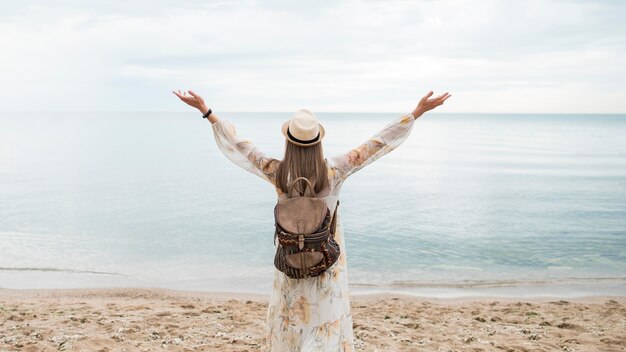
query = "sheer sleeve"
xmin=329 ymin=113 xmax=416 ymax=181
xmin=211 ymin=119 xmax=280 ymax=185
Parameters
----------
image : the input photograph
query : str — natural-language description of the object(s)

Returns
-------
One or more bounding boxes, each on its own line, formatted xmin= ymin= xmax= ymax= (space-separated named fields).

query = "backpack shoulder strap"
xmin=330 ymin=200 xmax=340 ymax=235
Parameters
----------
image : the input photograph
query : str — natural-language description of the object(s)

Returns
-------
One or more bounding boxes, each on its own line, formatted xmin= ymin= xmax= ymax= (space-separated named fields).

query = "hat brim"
xmin=281 ymin=120 xmax=325 ymax=147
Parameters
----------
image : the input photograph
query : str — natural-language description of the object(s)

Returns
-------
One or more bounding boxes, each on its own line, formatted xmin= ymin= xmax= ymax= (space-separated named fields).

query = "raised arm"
xmin=328 ymin=113 xmax=416 ymax=181
xmin=173 ymin=89 xmax=279 ymax=184
xmin=210 ymin=118 xmax=279 ymax=184
xmin=329 ymin=90 xmax=451 ymax=181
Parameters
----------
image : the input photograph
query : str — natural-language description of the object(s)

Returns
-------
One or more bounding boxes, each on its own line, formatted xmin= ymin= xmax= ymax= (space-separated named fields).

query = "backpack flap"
xmin=275 ymin=197 xmax=327 ymax=235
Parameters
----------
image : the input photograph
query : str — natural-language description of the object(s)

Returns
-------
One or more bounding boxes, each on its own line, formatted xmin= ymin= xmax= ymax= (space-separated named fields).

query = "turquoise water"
xmin=1 ymin=112 xmax=625 ymax=297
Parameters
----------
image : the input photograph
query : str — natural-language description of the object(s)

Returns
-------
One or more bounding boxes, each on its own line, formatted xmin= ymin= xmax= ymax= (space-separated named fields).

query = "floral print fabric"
xmin=211 ymin=113 xmax=416 ymax=351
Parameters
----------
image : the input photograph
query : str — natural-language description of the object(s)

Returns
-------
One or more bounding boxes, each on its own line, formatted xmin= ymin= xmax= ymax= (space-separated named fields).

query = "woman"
xmin=173 ymin=89 xmax=451 ymax=351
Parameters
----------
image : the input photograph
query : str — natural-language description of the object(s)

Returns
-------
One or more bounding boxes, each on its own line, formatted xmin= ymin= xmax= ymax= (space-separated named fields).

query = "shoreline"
xmin=2 ymin=268 xmax=625 ymax=300
xmin=1 ymin=286 xmax=625 ymax=304
xmin=1 ymin=276 xmax=624 ymax=300
xmin=1 ymin=287 xmax=625 ymax=351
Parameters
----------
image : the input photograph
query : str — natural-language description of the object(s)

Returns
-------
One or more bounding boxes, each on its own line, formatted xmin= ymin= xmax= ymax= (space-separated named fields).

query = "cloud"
xmin=0 ymin=0 xmax=624 ymax=113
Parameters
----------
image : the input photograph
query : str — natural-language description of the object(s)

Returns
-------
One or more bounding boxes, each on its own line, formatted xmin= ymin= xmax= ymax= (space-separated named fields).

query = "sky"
xmin=0 ymin=0 xmax=624 ymax=113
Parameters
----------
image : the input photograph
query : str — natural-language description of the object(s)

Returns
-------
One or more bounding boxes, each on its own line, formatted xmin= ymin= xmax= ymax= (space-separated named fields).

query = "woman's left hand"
xmin=172 ymin=89 xmax=209 ymax=114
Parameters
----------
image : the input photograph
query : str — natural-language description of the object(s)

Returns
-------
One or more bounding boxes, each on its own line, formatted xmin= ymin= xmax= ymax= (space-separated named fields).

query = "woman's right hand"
xmin=172 ymin=89 xmax=209 ymax=115
xmin=412 ymin=90 xmax=451 ymax=119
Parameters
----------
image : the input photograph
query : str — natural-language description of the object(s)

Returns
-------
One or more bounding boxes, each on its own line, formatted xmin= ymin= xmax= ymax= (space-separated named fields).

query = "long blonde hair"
xmin=275 ymin=139 xmax=329 ymax=195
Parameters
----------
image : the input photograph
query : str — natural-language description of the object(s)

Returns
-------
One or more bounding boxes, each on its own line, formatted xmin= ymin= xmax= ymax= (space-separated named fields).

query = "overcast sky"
xmin=1 ymin=0 xmax=624 ymax=113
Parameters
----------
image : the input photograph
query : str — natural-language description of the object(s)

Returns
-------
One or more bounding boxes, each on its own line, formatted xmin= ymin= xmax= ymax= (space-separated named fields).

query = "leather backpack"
xmin=273 ymin=176 xmax=340 ymax=279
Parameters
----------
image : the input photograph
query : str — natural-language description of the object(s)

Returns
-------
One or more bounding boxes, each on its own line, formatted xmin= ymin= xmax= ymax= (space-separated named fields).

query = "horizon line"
xmin=1 ymin=111 xmax=626 ymax=115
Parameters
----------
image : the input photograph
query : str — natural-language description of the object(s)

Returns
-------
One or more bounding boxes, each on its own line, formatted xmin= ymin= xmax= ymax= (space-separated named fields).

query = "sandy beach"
xmin=0 ymin=288 xmax=624 ymax=351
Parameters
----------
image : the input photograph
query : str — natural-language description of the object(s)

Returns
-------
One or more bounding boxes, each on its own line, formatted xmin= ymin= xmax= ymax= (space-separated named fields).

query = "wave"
xmin=0 ymin=266 xmax=128 ymax=277
xmin=351 ymin=276 xmax=626 ymax=289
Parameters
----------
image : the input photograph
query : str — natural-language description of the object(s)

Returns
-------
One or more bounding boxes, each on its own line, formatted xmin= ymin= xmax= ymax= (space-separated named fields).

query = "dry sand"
xmin=0 ymin=287 xmax=624 ymax=351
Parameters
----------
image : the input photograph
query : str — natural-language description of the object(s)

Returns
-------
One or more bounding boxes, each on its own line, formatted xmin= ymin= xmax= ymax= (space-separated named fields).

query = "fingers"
xmin=433 ymin=92 xmax=451 ymax=103
xmin=173 ymin=90 xmax=197 ymax=110
xmin=419 ymin=91 xmax=451 ymax=111
xmin=419 ymin=91 xmax=433 ymax=105
xmin=172 ymin=89 xmax=196 ymax=100
xmin=173 ymin=90 xmax=188 ymax=99
xmin=173 ymin=89 xmax=187 ymax=97
xmin=434 ymin=92 xmax=448 ymax=100
xmin=435 ymin=92 xmax=451 ymax=106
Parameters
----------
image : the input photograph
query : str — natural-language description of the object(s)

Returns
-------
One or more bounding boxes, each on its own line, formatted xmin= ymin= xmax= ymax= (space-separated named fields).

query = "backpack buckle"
xmin=298 ymin=234 xmax=305 ymax=250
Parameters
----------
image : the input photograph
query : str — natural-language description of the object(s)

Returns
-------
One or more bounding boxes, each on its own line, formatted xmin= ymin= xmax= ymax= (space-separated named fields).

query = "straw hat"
xmin=281 ymin=109 xmax=325 ymax=147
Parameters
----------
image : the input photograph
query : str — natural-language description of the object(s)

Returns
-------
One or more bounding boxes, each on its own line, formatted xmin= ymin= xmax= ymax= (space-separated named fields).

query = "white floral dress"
xmin=211 ymin=112 xmax=417 ymax=351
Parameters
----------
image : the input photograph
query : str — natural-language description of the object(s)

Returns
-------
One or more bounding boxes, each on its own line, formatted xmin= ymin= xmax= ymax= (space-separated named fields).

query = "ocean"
xmin=1 ymin=111 xmax=625 ymax=298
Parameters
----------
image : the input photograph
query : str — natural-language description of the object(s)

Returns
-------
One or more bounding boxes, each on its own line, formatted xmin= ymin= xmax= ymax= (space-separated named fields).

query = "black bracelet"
xmin=202 ymin=108 xmax=212 ymax=119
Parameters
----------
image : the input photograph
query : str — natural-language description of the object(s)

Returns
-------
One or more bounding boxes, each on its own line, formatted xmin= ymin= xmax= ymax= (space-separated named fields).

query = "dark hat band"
xmin=287 ymin=127 xmax=320 ymax=144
